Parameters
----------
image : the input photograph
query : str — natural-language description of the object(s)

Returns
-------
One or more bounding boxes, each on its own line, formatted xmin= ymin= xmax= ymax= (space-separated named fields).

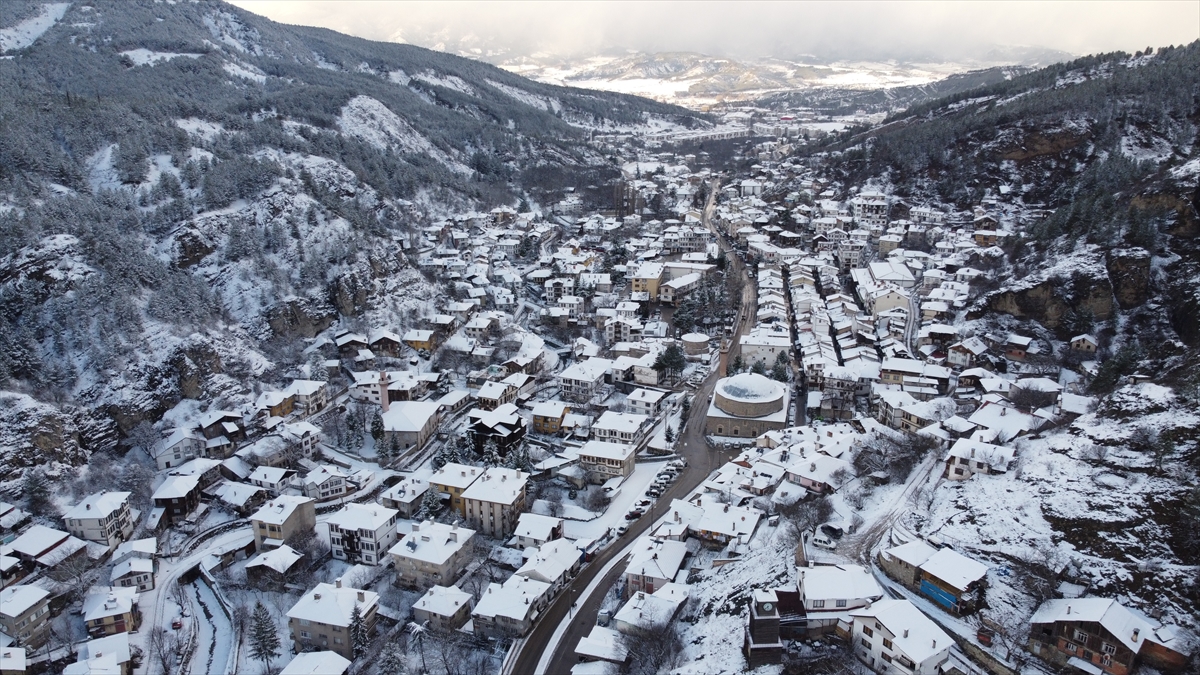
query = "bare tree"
xmin=148 ymin=627 xmax=182 ymax=675
xmin=620 ymin=621 xmax=685 ymax=675
xmin=777 ymin=497 xmax=834 ymax=548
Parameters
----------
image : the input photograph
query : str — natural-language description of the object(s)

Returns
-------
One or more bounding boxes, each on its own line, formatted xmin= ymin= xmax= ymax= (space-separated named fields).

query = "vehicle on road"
xmin=624 ymin=510 xmax=643 ymax=520
xmin=616 ymin=524 xmax=628 ymax=536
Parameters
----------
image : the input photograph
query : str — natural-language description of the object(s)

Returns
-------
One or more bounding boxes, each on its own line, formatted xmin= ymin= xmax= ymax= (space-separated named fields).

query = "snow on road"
xmin=186 ymin=579 xmax=234 ymax=675
xmin=560 ymin=461 xmax=668 ymax=541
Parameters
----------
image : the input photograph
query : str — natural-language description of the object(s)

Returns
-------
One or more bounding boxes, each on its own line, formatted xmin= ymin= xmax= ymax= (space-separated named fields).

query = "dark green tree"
xmin=248 ymin=602 xmax=280 ymax=674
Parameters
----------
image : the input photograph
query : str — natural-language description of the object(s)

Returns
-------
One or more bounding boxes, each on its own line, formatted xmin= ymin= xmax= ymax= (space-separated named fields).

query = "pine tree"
xmin=416 ymin=486 xmax=442 ymax=520
xmin=248 ymin=602 xmax=280 ymax=674
xmin=378 ymin=642 xmax=406 ymax=674
xmin=481 ymin=438 xmax=502 ymax=467
xmin=349 ymin=603 xmax=371 ymax=659
xmin=664 ymin=425 xmax=676 ymax=444
xmin=370 ymin=410 xmax=385 ymax=443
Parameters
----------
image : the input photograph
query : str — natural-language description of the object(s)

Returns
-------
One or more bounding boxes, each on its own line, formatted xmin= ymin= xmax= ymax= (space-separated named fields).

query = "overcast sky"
xmin=230 ymin=1 xmax=1200 ymax=63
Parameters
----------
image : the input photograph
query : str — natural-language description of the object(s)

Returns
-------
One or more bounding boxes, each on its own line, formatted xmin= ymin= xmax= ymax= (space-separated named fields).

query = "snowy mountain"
xmin=0 ymin=0 xmax=708 ymax=474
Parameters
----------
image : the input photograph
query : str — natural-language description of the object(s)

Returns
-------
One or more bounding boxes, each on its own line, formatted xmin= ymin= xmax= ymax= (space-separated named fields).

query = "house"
xmin=467 ymin=403 xmax=527 ymax=454
xmin=476 ymin=380 xmax=517 ymax=411
xmin=404 ymin=329 xmax=438 ymax=352
xmin=0 ymin=586 xmax=50 ymax=649
xmin=412 ymin=585 xmax=474 ymax=631
xmin=532 ymin=401 xmax=571 ymax=435
xmin=514 ymin=539 xmax=582 ymax=594
xmin=154 ymin=429 xmax=206 ymax=470
xmin=82 ymin=587 xmax=140 ymax=637
xmin=845 ymin=599 xmax=952 ymax=675
xmin=878 ymin=540 xmax=987 ymax=615
xmin=390 ymin=520 xmax=475 ymax=589
xmin=512 ymin=513 xmax=564 ymax=549
xmin=692 ymin=502 xmax=762 ymax=548
xmin=614 ymin=583 xmax=689 ymax=635
xmin=62 ymin=492 xmax=134 ymax=547
xmin=250 ymin=496 xmax=316 ymax=551
xmin=209 ymin=481 xmax=268 ymax=516
xmin=368 ymin=329 xmax=403 ymax=357
xmin=151 ymin=474 xmax=203 ymax=526
xmin=626 ymin=388 xmax=668 ymax=417
xmin=1006 ymin=334 xmax=1033 ymax=361
xmin=248 ymin=466 xmax=298 ymax=494
xmin=379 ymin=477 xmax=429 ymax=518
xmin=288 ymin=380 xmax=329 ymax=415
xmin=785 ymin=453 xmax=854 ymax=494
xmin=112 ymin=538 xmax=156 ymax=565
xmin=0 ymin=648 xmax=25 ymax=675
xmin=797 ymin=564 xmax=884 ymax=635
xmin=944 ymin=438 xmax=1015 ymax=480
xmin=947 ymin=337 xmax=989 ymax=369
xmin=68 ymin=633 xmax=132 ymax=675
xmin=471 ymin=576 xmax=552 ymax=639
xmin=279 ymin=652 xmax=352 ymax=675
xmin=1070 ymin=333 xmax=1099 ymax=353
xmin=461 ymin=468 xmax=528 ymax=538
xmin=287 ymin=580 xmax=379 ymax=661
xmin=246 ymin=546 xmax=306 ymax=591
xmin=592 ymin=411 xmax=651 ymax=447
xmin=429 ymin=463 xmax=482 ymax=515
xmin=255 ymin=389 xmax=295 ymax=420
xmin=109 ymin=555 xmax=155 ymax=591
xmin=380 ymin=401 xmax=441 ymax=453
xmin=280 ymin=421 xmax=321 ymax=456
xmin=578 ymin=441 xmax=637 ymax=483
xmin=302 ymin=465 xmax=349 ymax=500
xmin=8 ymin=525 xmax=88 ymax=572
xmin=558 ymin=358 xmax=612 ymax=402
xmin=325 ymin=504 xmax=399 ymax=566
xmin=624 ymin=537 xmax=688 ymax=599
xmin=1028 ymin=598 xmax=1192 ymax=675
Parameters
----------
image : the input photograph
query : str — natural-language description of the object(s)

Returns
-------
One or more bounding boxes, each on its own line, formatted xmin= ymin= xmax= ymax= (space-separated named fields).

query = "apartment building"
xmin=287 ymin=580 xmax=379 ymax=661
xmin=325 ymin=504 xmax=399 ymax=566
xmin=250 ymin=496 xmax=316 ymax=551
xmin=62 ymin=492 xmax=134 ymax=547
xmin=389 ymin=521 xmax=475 ymax=589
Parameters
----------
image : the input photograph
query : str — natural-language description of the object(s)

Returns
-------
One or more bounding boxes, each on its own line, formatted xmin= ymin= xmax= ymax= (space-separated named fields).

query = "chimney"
xmin=1132 ymin=628 xmax=1140 ymax=642
xmin=357 ymin=591 xmax=365 ymax=602
xmin=1066 ymin=605 xmax=1071 ymax=615
xmin=314 ymin=593 xmax=322 ymax=600
xmin=335 ymin=577 xmax=342 ymax=589
xmin=932 ymin=639 xmax=937 ymax=648
xmin=903 ymin=629 xmax=909 ymax=638
xmin=86 ymin=504 xmax=91 ymax=510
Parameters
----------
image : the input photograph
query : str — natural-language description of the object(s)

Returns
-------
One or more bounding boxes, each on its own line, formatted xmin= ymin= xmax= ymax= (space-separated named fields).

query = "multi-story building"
xmin=471 ymin=576 xmax=551 ymax=639
xmin=624 ymin=537 xmax=688 ymax=599
xmin=82 ymin=587 xmax=140 ymax=638
xmin=325 ymin=504 xmax=399 ymax=566
xmin=591 ymin=411 xmax=651 ymax=448
xmin=62 ymin=492 xmax=134 ymax=547
xmin=0 ymin=586 xmax=51 ymax=649
xmin=250 ymin=496 xmax=316 ymax=551
xmin=412 ymin=585 xmax=474 ymax=631
xmin=531 ymin=401 xmax=570 ymax=435
xmin=429 ymin=463 xmax=482 ymax=516
xmin=578 ymin=441 xmax=637 ymax=483
xmin=389 ymin=521 xmax=475 ymax=589
xmin=1028 ymin=598 xmax=1191 ymax=675
xmin=557 ymin=358 xmax=612 ymax=403
xmin=287 ymin=581 xmax=378 ymax=661
xmin=461 ymin=468 xmax=528 ymax=538
xmin=846 ymin=599 xmax=951 ymax=675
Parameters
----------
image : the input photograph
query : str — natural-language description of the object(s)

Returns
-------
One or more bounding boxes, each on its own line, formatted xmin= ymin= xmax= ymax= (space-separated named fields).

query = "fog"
xmin=230 ymin=0 xmax=1200 ymax=63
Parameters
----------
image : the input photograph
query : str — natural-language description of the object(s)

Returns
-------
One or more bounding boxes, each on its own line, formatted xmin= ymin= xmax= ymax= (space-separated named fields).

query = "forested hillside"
xmin=0 ymin=0 xmax=705 ymax=472
xmin=814 ymin=44 xmax=1200 ymax=382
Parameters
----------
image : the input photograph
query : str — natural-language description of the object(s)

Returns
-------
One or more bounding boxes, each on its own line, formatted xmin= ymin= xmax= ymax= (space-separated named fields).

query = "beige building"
xmin=704 ymin=373 xmax=790 ymax=439
xmin=0 ymin=586 xmax=51 ymax=649
xmin=390 ymin=521 xmax=475 ymax=589
xmin=286 ymin=581 xmax=378 ymax=661
xmin=62 ymin=492 xmax=134 ymax=547
xmin=461 ymin=468 xmax=529 ymax=538
xmin=429 ymin=463 xmax=482 ymax=516
xmin=578 ymin=441 xmax=637 ymax=483
xmin=82 ymin=588 xmax=140 ymax=637
xmin=412 ymin=585 xmax=473 ymax=631
xmin=250 ymin=496 xmax=316 ymax=551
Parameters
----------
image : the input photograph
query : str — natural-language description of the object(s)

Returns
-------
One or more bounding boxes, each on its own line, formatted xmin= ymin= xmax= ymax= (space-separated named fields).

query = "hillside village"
xmin=1 ymin=96 xmax=1195 ymax=675
xmin=0 ymin=7 xmax=1197 ymax=675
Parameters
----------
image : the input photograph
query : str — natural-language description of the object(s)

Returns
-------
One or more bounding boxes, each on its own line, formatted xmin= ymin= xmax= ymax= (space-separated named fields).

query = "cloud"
xmin=230 ymin=0 xmax=1200 ymax=63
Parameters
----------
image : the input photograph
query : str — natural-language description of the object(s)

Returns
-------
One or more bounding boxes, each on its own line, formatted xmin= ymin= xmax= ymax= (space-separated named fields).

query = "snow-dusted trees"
xmin=350 ymin=603 xmax=371 ymax=659
xmin=248 ymin=602 xmax=280 ymax=673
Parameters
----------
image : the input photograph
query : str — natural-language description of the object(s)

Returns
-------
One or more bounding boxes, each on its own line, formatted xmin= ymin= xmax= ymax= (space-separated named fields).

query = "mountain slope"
xmin=0 ymin=0 xmax=706 ymax=472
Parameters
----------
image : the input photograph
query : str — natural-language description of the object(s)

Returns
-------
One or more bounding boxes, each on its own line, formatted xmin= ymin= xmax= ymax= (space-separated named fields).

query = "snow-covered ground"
xmin=560 ymin=462 xmax=664 ymax=540
xmin=0 ymin=3 xmax=69 ymax=53
xmin=120 ymin=49 xmax=203 ymax=66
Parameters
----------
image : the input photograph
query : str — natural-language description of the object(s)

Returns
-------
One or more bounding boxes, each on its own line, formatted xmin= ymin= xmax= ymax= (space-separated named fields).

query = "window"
xmin=862 ymin=626 xmax=874 ymax=637
xmin=836 ymin=600 xmax=847 ymax=608
xmin=1065 ymin=642 xmax=1078 ymax=654
xmin=860 ymin=637 xmax=872 ymax=649
xmin=1101 ymin=656 xmax=1113 ymax=667
xmin=882 ymin=638 xmax=893 ymax=650
xmin=812 ymin=600 xmax=825 ymax=609
xmin=299 ymin=630 xmax=310 ymax=639
xmin=1102 ymin=643 xmax=1117 ymax=655
xmin=1073 ymin=628 xmax=1088 ymax=643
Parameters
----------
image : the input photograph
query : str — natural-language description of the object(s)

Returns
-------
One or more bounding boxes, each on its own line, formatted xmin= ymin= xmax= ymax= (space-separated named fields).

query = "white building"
xmin=845 ymin=599 xmax=952 ymax=675
xmin=62 ymin=492 xmax=134 ymax=547
xmin=325 ymin=503 xmax=399 ymax=566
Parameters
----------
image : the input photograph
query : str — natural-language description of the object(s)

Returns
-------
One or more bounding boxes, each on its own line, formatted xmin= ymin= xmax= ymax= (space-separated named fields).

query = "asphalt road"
xmin=514 ymin=181 xmax=754 ymax=675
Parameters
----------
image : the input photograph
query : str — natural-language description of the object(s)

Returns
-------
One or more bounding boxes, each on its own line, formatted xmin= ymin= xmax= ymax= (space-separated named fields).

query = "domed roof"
xmin=681 ymin=333 xmax=710 ymax=343
xmin=718 ymin=373 xmax=783 ymax=402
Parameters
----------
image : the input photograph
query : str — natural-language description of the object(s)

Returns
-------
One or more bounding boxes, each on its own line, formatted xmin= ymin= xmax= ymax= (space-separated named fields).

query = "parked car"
xmin=616 ymin=524 xmax=629 ymax=536
xmin=625 ymin=510 xmax=643 ymax=520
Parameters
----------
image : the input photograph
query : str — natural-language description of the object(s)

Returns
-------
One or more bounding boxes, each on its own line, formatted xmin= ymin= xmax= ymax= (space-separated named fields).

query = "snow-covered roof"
xmin=460 ymin=467 xmax=528 ymax=505
xmin=575 ymin=625 xmax=628 ymax=663
xmin=579 ymin=440 xmax=636 ymax=462
xmin=279 ymin=651 xmax=352 ymax=675
xmin=431 ymin=463 xmax=482 ymax=490
xmin=0 ymin=585 xmax=49 ymax=618
xmin=513 ymin=513 xmax=562 ymax=542
xmin=110 ymin=557 xmax=153 ymax=582
xmin=472 ymin=575 xmax=551 ymax=622
xmin=77 ymin=632 xmax=131 ymax=665
xmin=413 ymin=584 xmax=472 ymax=618
xmin=613 ymin=583 xmax=689 ymax=630
xmin=882 ymin=540 xmax=939 ymax=568
xmin=718 ymin=373 xmax=784 ymax=402
xmin=63 ymin=492 xmax=130 ymax=521
xmin=286 ymin=582 xmax=379 ymax=628
xmin=1029 ymin=598 xmax=1163 ymax=653
xmin=381 ymin=401 xmax=441 ymax=433
xmin=113 ymin=538 xmax=156 ymax=561
xmin=626 ymin=537 xmax=688 ymax=582
xmin=799 ymin=564 xmax=883 ymax=602
xmin=850 ymin=599 xmax=951 ymax=665
xmin=82 ymin=587 xmax=139 ymax=622
xmin=326 ymin=503 xmax=397 ymax=533
xmin=8 ymin=525 xmax=69 ymax=558
xmin=152 ymin=474 xmax=202 ymax=500
xmin=246 ymin=545 xmax=304 ymax=575
xmin=211 ymin=481 xmax=265 ymax=508
xmin=251 ymin=495 xmax=314 ymax=526
xmin=918 ymin=548 xmax=987 ymax=590
xmin=389 ymin=521 xmax=474 ymax=565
